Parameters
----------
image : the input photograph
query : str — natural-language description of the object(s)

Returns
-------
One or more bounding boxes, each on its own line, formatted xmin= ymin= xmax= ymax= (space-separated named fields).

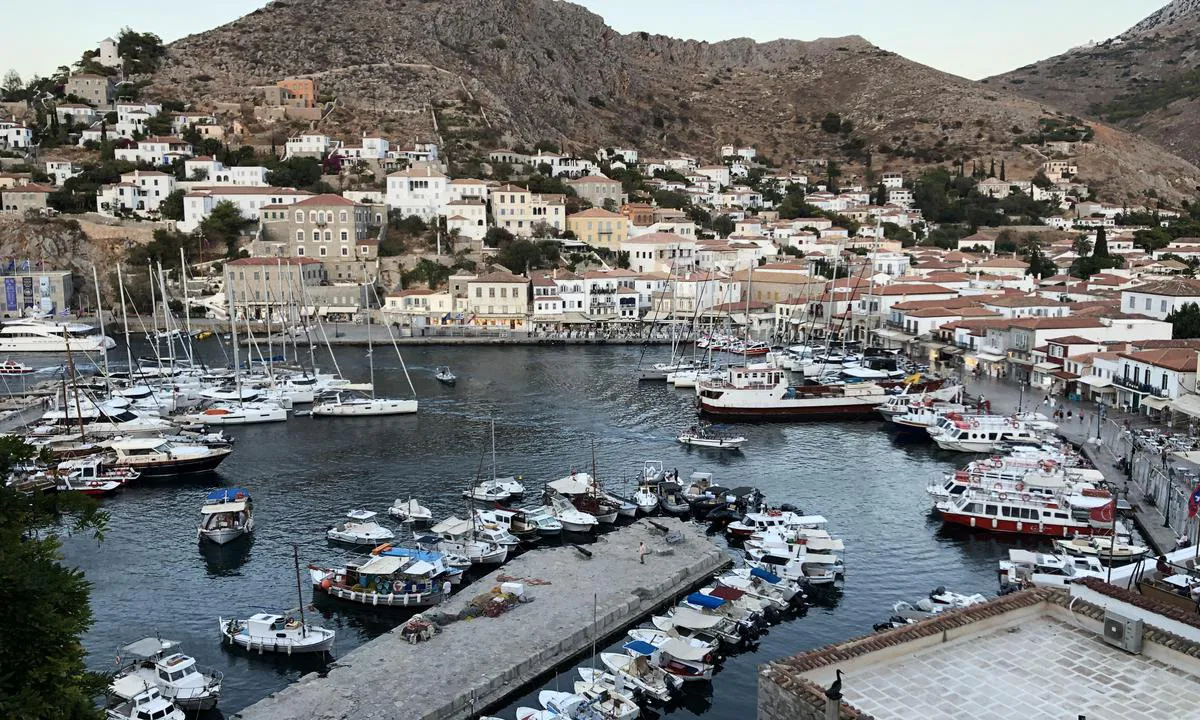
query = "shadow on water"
xmin=199 ymin=536 xmax=255 ymax=577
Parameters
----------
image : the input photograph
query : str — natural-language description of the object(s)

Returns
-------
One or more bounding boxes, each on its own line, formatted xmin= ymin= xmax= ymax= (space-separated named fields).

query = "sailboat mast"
xmin=116 ymin=265 xmax=134 ymax=380
xmin=62 ymin=329 xmax=86 ymax=440
xmin=156 ymin=262 xmax=175 ymax=367
xmin=743 ymin=263 xmax=752 ymax=366
xmin=292 ymin=544 xmax=307 ymax=637
xmin=491 ymin=417 xmax=497 ymax=482
xmin=178 ymin=250 xmax=195 ymax=365
xmin=228 ymin=283 xmax=242 ymax=407
xmin=91 ymin=264 xmax=110 ymax=393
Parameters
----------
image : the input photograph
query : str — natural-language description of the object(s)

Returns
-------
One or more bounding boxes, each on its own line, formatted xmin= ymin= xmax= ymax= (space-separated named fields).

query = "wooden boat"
xmin=198 ymin=488 xmax=254 ymax=545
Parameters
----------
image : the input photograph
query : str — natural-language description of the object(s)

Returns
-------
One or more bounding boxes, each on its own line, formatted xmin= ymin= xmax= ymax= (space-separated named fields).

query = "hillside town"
xmin=13 ymin=18 xmax=1200 ymax=720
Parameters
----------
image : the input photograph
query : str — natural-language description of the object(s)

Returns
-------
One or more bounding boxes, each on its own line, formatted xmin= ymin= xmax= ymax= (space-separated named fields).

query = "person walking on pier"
xmin=639 ymin=541 xmax=648 ymax=564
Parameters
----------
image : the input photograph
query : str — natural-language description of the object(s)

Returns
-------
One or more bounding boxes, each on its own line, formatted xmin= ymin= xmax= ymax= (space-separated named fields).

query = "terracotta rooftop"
xmin=871 ymin=283 xmax=956 ymax=296
xmin=470 ymin=271 xmax=527 ymax=284
xmin=1119 ymin=348 xmax=1199 ymax=373
xmin=1128 ymin=277 xmax=1200 ymax=297
xmin=294 ymin=194 xmax=362 ymax=207
xmin=227 ymin=257 xmax=322 ymax=266
xmin=1007 ymin=316 xmax=1105 ymax=330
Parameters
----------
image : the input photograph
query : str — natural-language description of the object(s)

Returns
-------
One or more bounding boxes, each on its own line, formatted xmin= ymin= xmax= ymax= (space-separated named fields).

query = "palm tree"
xmin=1071 ymin=235 xmax=1093 ymax=257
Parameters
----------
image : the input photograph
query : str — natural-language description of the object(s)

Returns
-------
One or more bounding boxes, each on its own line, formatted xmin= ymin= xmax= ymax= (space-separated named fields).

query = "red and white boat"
xmin=698 ymin=366 xmax=945 ymax=421
xmin=54 ymin=457 xmax=138 ymax=495
xmin=927 ymin=456 xmax=1104 ymax=503
xmin=925 ymin=413 xmax=1045 ymax=452
xmin=936 ymin=486 xmax=1120 ymax=538
xmin=0 ymin=360 xmax=34 ymax=375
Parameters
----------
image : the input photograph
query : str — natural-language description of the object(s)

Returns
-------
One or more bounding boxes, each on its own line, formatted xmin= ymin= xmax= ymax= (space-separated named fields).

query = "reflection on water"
xmin=55 ymin=342 xmax=1049 ymax=716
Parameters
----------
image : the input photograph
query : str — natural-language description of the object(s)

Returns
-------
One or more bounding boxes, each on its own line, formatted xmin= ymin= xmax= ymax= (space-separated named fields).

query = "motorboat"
xmin=54 ymin=456 xmax=136 ymax=495
xmin=749 ymin=551 xmax=844 ymax=585
xmin=110 ymin=637 xmax=222 ymax=711
xmin=197 ymin=488 xmax=254 ymax=545
xmin=516 ymin=506 xmax=564 ymax=536
xmin=700 ymin=580 xmax=787 ymax=616
xmin=926 ymin=413 xmax=1043 ymax=452
xmin=0 ymin=317 xmax=117 ymax=353
xmin=632 ymin=485 xmax=659 ymax=515
xmin=567 ymin=683 xmax=641 ymax=720
xmin=622 ymin=637 xmax=715 ymax=682
xmin=679 ymin=591 xmax=765 ymax=633
xmin=473 ymin=510 xmax=524 ymax=546
xmin=425 ymin=516 xmax=509 ymax=565
xmin=105 ymin=687 xmax=185 ymax=720
xmin=1053 ymin=535 xmax=1150 ymax=563
xmin=604 ymin=492 xmax=638 ymax=519
xmin=627 ymin=627 xmax=719 ymax=659
xmin=575 ymin=669 xmax=652 ymax=708
xmin=533 ymin=690 xmax=640 ymax=720
xmin=183 ymin=401 xmax=288 ymax=425
xmin=0 ymin=359 xmax=34 ymax=375
xmin=327 ymin=510 xmax=395 ymax=546
xmin=677 ymin=424 xmax=747 ymax=450
xmin=482 ymin=475 xmax=525 ymax=498
xmin=388 ymin=498 xmax=433 ymax=523
xmin=657 ymin=482 xmax=690 ymax=516
xmin=727 ymin=510 xmax=824 ymax=539
xmin=719 ymin=566 xmax=807 ymax=606
xmin=309 ymin=550 xmax=456 ymax=608
xmin=108 ymin=438 xmax=232 ymax=477
xmin=219 ymin=613 xmax=336 ymax=654
xmin=462 ymin=482 xmax=511 ymax=503
xmin=434 ymin=366 xmax=457 ymax=385
xmin=999 ymin=549 xmax=1106 ymax=589
xmin=875 ymin=587 xmax=989 ymax=630
xmin=547 ymin=472 xmax=620 ymax=524
xmin=599 ymin=652 xmax=680 ymax=703
xmin=544 ymin=495 xmax=598 ymax=533
xmin=652 ymin=607 xmax=744 ymax=647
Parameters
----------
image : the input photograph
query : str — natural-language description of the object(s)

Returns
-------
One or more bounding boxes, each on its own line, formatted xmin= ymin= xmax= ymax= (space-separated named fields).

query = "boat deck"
xmin=236 ymin=517 xmax=729 ymax=720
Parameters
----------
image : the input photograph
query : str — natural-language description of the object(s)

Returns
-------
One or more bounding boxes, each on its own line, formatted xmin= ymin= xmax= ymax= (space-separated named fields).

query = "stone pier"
xmin=235 ymin=518 xmax=730 ymax=720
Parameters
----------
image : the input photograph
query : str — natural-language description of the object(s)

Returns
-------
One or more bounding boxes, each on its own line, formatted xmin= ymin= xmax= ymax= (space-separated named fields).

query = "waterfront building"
xmin=464 ymin=271 xmax=530 ymax=330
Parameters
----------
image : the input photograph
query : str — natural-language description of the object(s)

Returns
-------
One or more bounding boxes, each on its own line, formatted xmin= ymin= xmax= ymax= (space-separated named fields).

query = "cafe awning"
xmin=1141 ymin=396 xmax=1171 ymax=410
xmin=973 ymin=352 xmax=1005 ymax=363
xmin=874 ymin=328 xmax=916 ymax=341
xmin=319 ymin=306 xmax=358 ymax=315
xmin=941 ymin=346 xmax=964 ymax=355
xmin=1079 ymin=376 xmax=1112 ymax=388
xmin=1033 ymin=362 xmax=1058 ymax=373
xmin=1171 ymin=394 xmax=1200 ymax=419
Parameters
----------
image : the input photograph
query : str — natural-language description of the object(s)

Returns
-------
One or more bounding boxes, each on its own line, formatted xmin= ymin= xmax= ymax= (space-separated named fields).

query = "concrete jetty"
xmin=236 ymin=518 xmax=730 ymax=720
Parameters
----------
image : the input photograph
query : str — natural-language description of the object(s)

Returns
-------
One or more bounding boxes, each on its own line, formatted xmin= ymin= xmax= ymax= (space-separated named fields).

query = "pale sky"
xmin=0 ymin=0 xmax=1169 ymax=83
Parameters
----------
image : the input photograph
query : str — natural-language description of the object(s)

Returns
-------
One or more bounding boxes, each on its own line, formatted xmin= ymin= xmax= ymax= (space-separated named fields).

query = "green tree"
xmin=484 ymin=227 xmax=515 ymax=249
xmin=117 ymin=28 xmax=166 ymax=74
xmin=1167 ymin=302 xmax=1200 ymax=339
xmin=265 ymin=157 xmax=323 ymax=190
xmin=820 ymin=113 xmax=842 ymax=133
xmin=0 ymin=436 xmax=108 ymax=720
xmin=128 ymin=228 xmax=197 ymax=266
xmin=999 ymin=160 xmax=1006 ymax=181
xmin=1071 ymin=235 xmax=1093 ymax=257
xmin=651 ymin=190 xmax=689 ymax=209
xmin=199 ymin=201 xmax=254 ymax=258
xmin=1094 ymin=225 xmax=1110 ymax=257
xmin=1031 ymin=170 xmax=1052 ymax=189
xmin=616 ymin=250 xmax=630 ymax=269
xmin=159 ymin=189 xmax=185 ymax=220
xmin=1025 ymin=246 xmax=1057 ymax=278
xmin=495 ymin=238 xmax=556 ymax=272
xmin=712 ymin=214 xmax=735 ymax=238
xmin=1 ymin=69 xmax=22 ymax=100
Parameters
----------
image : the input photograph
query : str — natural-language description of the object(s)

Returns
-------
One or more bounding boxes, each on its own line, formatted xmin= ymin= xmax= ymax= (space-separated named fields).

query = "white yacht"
xmin=218 ymin=613 xmax=335 ymax=654
xmin=312 ymin=394 xmax=418 ymax=416
xmin=0 ymin=317 xmax=116 ymax=353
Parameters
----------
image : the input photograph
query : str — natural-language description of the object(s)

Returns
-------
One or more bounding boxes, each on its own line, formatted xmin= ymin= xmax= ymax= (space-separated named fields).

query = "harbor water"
xmin=55 ymin=342 xmax=1045 ymax=716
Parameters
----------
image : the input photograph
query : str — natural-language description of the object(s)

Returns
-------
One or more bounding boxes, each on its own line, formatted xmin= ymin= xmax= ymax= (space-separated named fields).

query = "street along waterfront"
xmin=58 ymin=342 xmax=1052 ymax=716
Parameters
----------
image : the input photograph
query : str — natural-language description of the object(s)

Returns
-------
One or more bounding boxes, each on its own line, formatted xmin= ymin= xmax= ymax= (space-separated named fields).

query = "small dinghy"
xmin=219 ymin=612 xmax=335 ymax=655
xmin=657 ymin=482 xmax=690 ymax=516
xmin=632 ymin=485 xmax=659 ymax=515
xmin=327 ymin=510 xmax=395 ymax=546
xmin=434 ymin=366 xmax=457 ymax=385
xmin=388 ymin=498 xmax=433 ymax=523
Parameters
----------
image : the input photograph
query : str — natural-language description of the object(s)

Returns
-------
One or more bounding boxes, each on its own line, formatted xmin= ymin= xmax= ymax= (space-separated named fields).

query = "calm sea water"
xmin=52 ymin=341 xmax=1042 ymax=717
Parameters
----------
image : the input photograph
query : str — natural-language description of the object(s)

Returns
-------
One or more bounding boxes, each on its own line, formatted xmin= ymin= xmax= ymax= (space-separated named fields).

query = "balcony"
xmin=1113 ymin=376 xmax=1169 ymax=397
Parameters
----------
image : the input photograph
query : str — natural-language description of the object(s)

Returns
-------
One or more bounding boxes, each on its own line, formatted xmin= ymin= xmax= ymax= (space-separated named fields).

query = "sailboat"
xmin=312 ymin=265 xmax=417 ymax=417
xmin=464 ymin=419 xmax=525 ymax=499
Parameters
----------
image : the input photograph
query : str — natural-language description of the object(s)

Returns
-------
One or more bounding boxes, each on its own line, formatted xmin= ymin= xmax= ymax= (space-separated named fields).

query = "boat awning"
xmin=206 ymin=488 xmax=249 ymax=502
xmin=547 ymin=474 xmax=592 ymax=495
xmin=973 ymin=352 xmax=1005 ymax=363
xmin=121 ymin=637 xmax=178 ymax=658
xmin=1141 ymin=396 xmax=1171 ymax=410
xmin=319 ymin=306 xmax=358 ymax=315
xmin=430 ymin=517 xmax=472 ymax=536
xmin=873 ymin=328 xmax=916 ymax=341
xmin=405 ymin=560 xmax=437 ymax=576
xmin=1067 ymin=494 xmax=1113 ymax=509
xmin=623 ymin=639 xmax=658 ymax=657
xmin=201 ymin=501 xmax=245 ymax=514
xmin=662 ymin=638 xmax=710 ymax=661
xmin=806 ymin=537 xmax=845 ymax=552
xmin=358 ymin=555 xmax=405 ymax=575
xmin=670 ymin=608 xmax=724 ymax=629
xmin=802 ymin=553 xmax=840 ymax=564
xmin=750 ymin=566 xmax=782 ymax=584
xmin=708 ymin=586 xmax=745 ymax=602
xmin=1171 ymin=394 xmax=1200 ymax=419
xmin=1079 ymin=376 xmax=1112 ymax=388
xmin=686 ymin=592 xmax=725 ymax=609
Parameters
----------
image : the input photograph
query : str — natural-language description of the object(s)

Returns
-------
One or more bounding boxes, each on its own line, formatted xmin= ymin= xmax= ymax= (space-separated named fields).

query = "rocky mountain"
xmin=151 ymin=0 xmax=1200 ymax=202
xmin=989 ymin=0 xmax=1200 ymax=166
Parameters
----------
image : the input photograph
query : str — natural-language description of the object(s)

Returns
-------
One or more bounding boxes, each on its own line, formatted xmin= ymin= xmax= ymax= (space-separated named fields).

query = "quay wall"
xmin=235 ymin=518 xmax=730 ymax=720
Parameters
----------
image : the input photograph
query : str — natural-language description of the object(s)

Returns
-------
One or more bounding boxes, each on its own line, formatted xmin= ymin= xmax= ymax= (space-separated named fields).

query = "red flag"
xmin=1090 ymin=501 xmax=1114 ymax=525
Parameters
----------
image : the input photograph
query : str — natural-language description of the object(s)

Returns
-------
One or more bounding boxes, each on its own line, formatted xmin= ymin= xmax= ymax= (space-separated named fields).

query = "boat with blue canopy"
xmin=197 ymin=488 xmax=253 ymax=545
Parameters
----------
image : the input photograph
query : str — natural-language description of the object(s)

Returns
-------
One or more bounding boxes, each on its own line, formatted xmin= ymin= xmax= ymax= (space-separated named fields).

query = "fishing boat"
xmin=627 ymin=627 xmax=719 ymax=658
xmin=388 ymin=498 xmax=433 ymax=523
xmin=309 ymin=550 xmax=456 ymax=607
xmin=425 ymin=516 xmax=508 ymax=564
xmin=0 ymin=359 xmax=34 ymax=375
xmin=105 ymin=687 xmax=185 ymax=720
xmin=719 ymin=566 xmax=807 ymax=606
xmin=219 ymin=612 xmax=336 ymax=655
xmin=327 ymin=510 xmax=395 ymax=546
xmin=567 ymin=684 xmax=642 ymax=720
xmin=197 ymin=488 xmax=254 ymax=544
xmin=727 ymin=510 xmax=823 ymax=539
xmin=677 ymin=423 xmax=747 ymax=450
xmin=434 ymin=366 xmax=457 ymax=385
xmin=547 ymin=473 xmax=620 ymax=524
xmin=516 ymin=506 xmax=564 ymax=536
xmin=472 ymin=510 xmax=523 ymax=547
xmin=108 ymin=438 xmax=232 ymax=477
xmin=652 ymin=607 xmax=744 ymax=647
xmin=599 ymin=652 xmax=680 ymax=703
xmin=0 ymin=317 xmax=117 ymax=353
xmin=544 ymin=495 xmax=599 ymax=533
xmin=110 ymin=637 xmax=222 ymax=711
xmin=54 ymin=456 xmax=135 ymax=495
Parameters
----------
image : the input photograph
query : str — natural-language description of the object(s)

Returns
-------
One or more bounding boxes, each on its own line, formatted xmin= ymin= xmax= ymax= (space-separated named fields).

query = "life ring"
xmin=1015 ymin=482 xmax=1025 ymax=492
xmin=971 ymin=421 xmax=979 ymax=428
xmin=1021 ymin=493 xmax=1032 ymax=502
xmin=999 ymin=493 xmax=1008 ymax=501
xmin=994 ymin=483 xmax=1003 ymax=490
